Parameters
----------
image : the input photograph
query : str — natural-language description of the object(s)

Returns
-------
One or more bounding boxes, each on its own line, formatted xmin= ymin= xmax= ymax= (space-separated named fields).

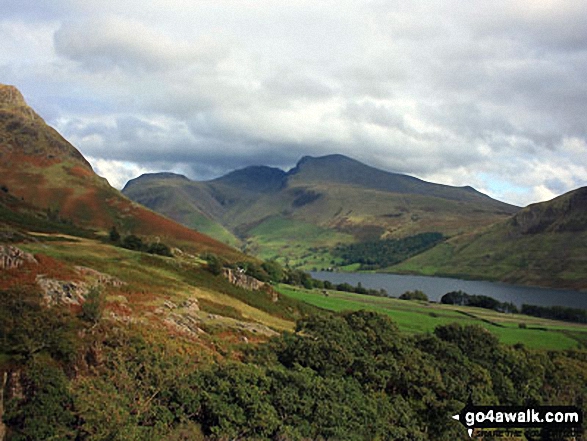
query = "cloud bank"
xmin=1 ymin=0 xmax=586 ymax=205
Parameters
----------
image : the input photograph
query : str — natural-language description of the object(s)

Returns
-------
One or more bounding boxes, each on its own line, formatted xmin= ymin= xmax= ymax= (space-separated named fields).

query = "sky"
xmin=1 ymin=0 xmax=586 ymax=206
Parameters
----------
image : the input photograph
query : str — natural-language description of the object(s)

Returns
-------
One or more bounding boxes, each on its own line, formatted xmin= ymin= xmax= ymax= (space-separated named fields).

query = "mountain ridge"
xmin=391 ymin=186 xmax=587 ymax=289
xmin=0 ymin=83 xmax=241 ymax=258
xmin=123 ymin=154 xmax=520 ymax=269
xmin=127 ymin=154 xmax=518 ymax=212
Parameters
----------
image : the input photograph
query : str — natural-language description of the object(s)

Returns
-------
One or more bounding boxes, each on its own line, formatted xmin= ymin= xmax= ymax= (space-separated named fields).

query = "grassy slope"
xmin=391 ymin=217 xmax=587 ymax=290
xmin=7 ymin=234 xmax=299 ymax=338
xmin=239 ymin=181 xmax=517 ymax=271
xmin=124 ymin=174 xmax=516 ymax=270
xmin=122 ymin=177 xmax=241 ymax=247
xmin=244 ymin=216 xmax=354 ymax=268
xmin=277 ymin=285 xmax=587 ymax=350
xmin=0 ymin=158 xmax=242 ymax=259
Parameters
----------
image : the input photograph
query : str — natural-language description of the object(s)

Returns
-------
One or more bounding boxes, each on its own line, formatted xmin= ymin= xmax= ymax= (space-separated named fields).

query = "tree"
xmin=147 ymin=242 xmax=173 ymax=257
xmin=204 ymin=254 xmax=224 ymax=276
xmin=399 ymin=290 xmax=428 ymax=301
xmin=196 ymin=363 xmax=280 ymax=439
xmin=109 ymin=226 xmax=121 ymax=243
xmin=81 ymin=287 xmax=104 ymax=325
xmin=121 ymin=234 xmax=145 ymax=251
xmin=261 ymin=260 xmax=284 ymax=283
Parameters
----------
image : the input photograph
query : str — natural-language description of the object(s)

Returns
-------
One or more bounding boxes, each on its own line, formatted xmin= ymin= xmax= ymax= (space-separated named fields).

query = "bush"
xmin=0 ymin=286 xmax=80 ymax=363
xmin=147 ymin=242 xmax=173 ymax=257
xmin=399 ymin=290 xmax=428 ymax=301
xmin=4 ymin=360 xmax=77 ymax=440
xmin=81 ymin=287 xmax=104 ymax=325
xmin=108 ymin=226 xmax=121 ymax=243
xmin=121 ymin=234 xmax=146 ymax=251
xmin=204 ymin=253 xmax=225 ymax=276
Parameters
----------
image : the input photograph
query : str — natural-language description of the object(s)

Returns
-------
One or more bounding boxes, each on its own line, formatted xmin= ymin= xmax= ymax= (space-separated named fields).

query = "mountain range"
xmin=1 ymin=82 xmax=585 ymax=289
xmin=123 ymin=154 xmax=519 ymax=268
xmin=122 ymin=151 xmax=587 ymax=290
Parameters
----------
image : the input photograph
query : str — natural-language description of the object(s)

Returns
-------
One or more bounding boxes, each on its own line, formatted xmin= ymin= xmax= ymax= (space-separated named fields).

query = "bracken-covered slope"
xmin=392 ymin=187 xmax=587 ymax=290
xmin=0 ymin=84 xmax=240 ymax=258
xmin=123 ymin=154 xmax=519 ymax=266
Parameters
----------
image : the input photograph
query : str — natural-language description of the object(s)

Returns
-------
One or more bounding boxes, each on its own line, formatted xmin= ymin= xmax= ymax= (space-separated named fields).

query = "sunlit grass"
xmin=276 ymin=285 xmax=586 ymax=350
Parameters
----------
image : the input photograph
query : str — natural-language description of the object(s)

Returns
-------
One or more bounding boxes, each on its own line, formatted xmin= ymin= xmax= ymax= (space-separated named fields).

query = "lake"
xmin=310 ymin=272 xmax=587 ymax=309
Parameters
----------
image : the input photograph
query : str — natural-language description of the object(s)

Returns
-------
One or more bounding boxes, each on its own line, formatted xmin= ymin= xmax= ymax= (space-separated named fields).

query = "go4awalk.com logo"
xmin=452 ymin=397 xmax=583 ymax=438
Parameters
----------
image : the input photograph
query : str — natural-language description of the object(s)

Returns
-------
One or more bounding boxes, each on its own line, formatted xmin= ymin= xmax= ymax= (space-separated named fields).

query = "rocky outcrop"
xmin=222 ymin=268 xmax=266 ymax=291
xmin=164 ymin=313 xmax=206 ymax=337
xmin=75 ymin=266 xmax=125 ymax=288
xmin=0 ymin=245 xmax=37 ymax=270
xmin=36 ymin=267 xmax=124 ymax=306
xmin=222 ymin=268 xmax=279 ymax=302
xmin=181 ymin=298 xmax=200 ymax=312
xmin=35 ymin=275 xmax=89 ymax=306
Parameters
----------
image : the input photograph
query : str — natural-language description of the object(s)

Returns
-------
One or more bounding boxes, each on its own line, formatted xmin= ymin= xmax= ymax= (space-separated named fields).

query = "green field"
xmin=244 ymin=216 xmax=353 ymax=269
xmin=277 ymin=285 xmax=587 ymax=350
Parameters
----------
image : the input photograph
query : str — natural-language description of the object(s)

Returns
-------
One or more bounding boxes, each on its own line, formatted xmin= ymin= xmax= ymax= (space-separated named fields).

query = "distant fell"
xmin=123 ymin=154 xmax=520 ymax=269
xmin=510 ymin=186 xmax=587 ymax=234
xmin=288 ymin=154 xmax=511 ymax=208
xmin=212 ymin=166 xmax=287 ymax=193
xmin=392 ymin=186 xmax=587 ymax=289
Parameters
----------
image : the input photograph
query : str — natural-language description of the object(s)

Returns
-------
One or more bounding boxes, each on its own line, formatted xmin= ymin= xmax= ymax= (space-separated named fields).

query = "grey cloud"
xmin=342 ymin=101 xmax=406 ymax=132
xmin=53 ymin=16 xmax=225 ymax=73
xmin=4 ymin=0 xmax=587 ymax=204
xmin=262 ymin=70 xmax=335 ymax=102
xmin=470 ymin=1 xmax=587 ymax=53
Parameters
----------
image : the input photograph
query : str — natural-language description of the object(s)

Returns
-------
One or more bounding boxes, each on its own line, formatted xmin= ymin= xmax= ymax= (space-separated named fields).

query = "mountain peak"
xmin=0 ymin=84 xmax=28 ymax=107
xmin=122 ymin=172 xmax=190 ymax=191
xmin=286 ymin=154 xmax=518 ymax=210
xmin=213 ymin=165 xmax=287 ymax=193
xmin=294 ymin=154 xmax=356 ymax=169
xmin=0 ymin=84 xmax=91 ymax=169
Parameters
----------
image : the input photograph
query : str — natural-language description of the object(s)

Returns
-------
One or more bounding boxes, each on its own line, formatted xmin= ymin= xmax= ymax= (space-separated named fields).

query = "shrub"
xmin=147 ymin=242 xmax=173 ymax=257
xmin=108 ymin=226 xmax=121 ymax=243
xmin=121 ymin=234 xmax=145 ymax=251
xmin=204 ymin=253 xmax=224 ymax=276
xmin=81 ymin=287 xmax=104 ymax=325
xmin=399 ymin=290 xmax=428 ymax=301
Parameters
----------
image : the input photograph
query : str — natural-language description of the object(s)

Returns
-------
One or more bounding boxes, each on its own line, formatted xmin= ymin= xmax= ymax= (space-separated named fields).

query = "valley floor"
xmin=277 ymin=285 xmax=587 ymax=350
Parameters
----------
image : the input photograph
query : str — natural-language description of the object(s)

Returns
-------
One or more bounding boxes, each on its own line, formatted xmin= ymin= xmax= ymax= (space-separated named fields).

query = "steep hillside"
xmin=123 ymin=154 xmax=519 ymax=267
xmin=0 ymin=84 xmax=240 ymax=258
xmin=392 ymin=187 xmax=587 ymax=289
